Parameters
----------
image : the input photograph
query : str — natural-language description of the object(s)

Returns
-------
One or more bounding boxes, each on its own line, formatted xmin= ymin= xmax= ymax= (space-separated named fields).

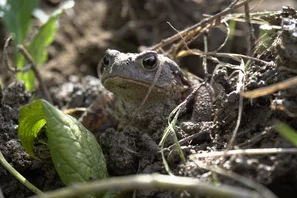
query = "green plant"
xmin=18 ymin=99 xmax=110 ymax=197
xmin=0 ymin=0 xmax=72 ymax=91
xmin=275 ymin=122 xmax=297 ymax=147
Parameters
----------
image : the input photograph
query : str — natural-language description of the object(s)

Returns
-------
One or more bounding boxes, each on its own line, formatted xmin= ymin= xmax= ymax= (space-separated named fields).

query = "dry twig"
xmin=190 ymin=160 xmax=278 ymax=198
xmin=227 ymin=60 xmax=245 ymax=149
xmin=2 ymin=37 xmax=53 ymax=103
xmin=3 ymin=37 xmax=31 ymax=72
xmin=17 ymin=45 xmax=53 ymax=104
xmin=150 ymin=0 xmax=256 ymax=54
xmin=190 ymin=148 xmax=297 ymax=158
xmin=244 ymin=3 xmax=256 ymax=55
xmin=30 ymin=174 xmax=264 ymax=198
xmin=240 ymin=76 xmax=297 ymax=98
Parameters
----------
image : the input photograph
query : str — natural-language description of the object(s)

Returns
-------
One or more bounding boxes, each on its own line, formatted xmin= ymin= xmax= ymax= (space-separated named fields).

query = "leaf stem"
xmin=0 ymin=151 xmax=44 ymax=195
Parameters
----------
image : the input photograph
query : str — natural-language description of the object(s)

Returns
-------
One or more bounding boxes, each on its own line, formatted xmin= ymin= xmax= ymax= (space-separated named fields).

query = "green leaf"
xmin=27 ymin=0 xmax=75 ymax=66
xmin=275 ymin=122 xmax=297 ymax=147
xmin=1 ymin=0 xmax=38 ymax=48
xmin=18 ymin=100 xmax=46 ymax=157
xmin=1 ymin=0 xmax=74 ymax=90
xmin=1 ymin=0 xmax=38 ymax=91
xmin=19 ymin=2 xmax=74 ymax=90
xmin=17 ymin=11 xmax=60 ymax=90
xmin=18 ymin=99 xmax=109 ymax=197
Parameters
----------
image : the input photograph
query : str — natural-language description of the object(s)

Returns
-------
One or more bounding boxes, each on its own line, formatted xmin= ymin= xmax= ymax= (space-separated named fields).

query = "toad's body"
xmin=98 ymin=49 xmax=212 ymax=128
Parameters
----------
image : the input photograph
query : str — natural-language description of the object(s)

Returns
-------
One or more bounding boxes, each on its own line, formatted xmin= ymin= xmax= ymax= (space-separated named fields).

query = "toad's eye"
xmin=142 ymin=55 xmax=157 ymax=69
xmin=103 ymin=56 xmax=110 ymax=67
xmin=100 ymin=56 xmax=110 ymax=74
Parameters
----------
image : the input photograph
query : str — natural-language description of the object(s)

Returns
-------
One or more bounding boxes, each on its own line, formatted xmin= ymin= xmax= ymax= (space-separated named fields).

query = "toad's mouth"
xmin=102 ymin=76 xmax=167 ymax=93
xmin=102 ymin=76 xmax=170 ymax=103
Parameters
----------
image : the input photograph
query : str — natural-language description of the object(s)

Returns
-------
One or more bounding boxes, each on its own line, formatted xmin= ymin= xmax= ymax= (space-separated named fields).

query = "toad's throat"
xmin=103 ymin=76 xmax=170 ymax=104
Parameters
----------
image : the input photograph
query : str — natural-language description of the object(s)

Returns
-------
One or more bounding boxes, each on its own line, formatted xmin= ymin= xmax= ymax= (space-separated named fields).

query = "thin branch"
xmin=180 ymin=0 xmax=240 ymax=54
xmin=3 ymin=37 xmax=32 ymax=72
xmin=30 ymin=174 xmax=264 ymax=198
xmin=3 ymin=37 xmax=53 ymax=103
xmin=150 ymin=0 xmax=256 ymax=51
xmin=213 ymin=21 xmax=231 ymax=52
xmin=240 ymin=76 xmax=297 ymax=98
xmin=167 ymin=21 xmax=191 ymax=52
xmin=244 ymin=3 xmax=256 ymax=55
xmin=206 ymin=52 xmax=276 ymax=66
xmin=271 ymin=100 xmax=297 ymax=117
xmin=176 ymin=50 xmax=276 ymax=67
xmin=159 ymin=82 xmax=210 ymax=173
xmin=227 ymin=59 xmax=245 ymax=149
xmin=17 ymin=45 xmax=53 ymax=104
xmin=202 ymin=32 xmax=209 ymax=78
xmin=227 ymin=0 xmax=241 ymax=9
xmin=190 ymin=148 xmax=297 ymax=158
xmin=192 ymin=162 xmax=278 ymax=198
xmin=167 ymin=130 xmax=207 ymax=150
xmin=250 ymin=0 xmax=265 ymax=12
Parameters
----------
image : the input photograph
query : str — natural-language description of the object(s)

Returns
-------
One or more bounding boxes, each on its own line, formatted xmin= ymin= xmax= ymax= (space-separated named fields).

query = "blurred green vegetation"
xmin=0 ymin=0 xmax=73 ymax=90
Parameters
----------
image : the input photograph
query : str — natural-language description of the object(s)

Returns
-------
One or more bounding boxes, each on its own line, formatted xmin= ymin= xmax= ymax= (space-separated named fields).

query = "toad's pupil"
xmin=100 ymin=56 xmax=110 ymax=74
xmin=143 ymin=55 xmax=157 ymax=69
xmin=103 ymin=56 xmax=109 ymax=66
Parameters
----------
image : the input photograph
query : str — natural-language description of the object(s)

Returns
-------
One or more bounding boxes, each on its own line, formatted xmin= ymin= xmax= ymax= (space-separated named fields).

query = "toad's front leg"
xmin=181 ymin=83 xmax=214 ymax=134
xmin=191 ymin=83 xmax=213 ymax=122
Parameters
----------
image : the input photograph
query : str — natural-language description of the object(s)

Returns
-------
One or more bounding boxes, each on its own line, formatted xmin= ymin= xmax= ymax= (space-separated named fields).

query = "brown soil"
xmin=1 ymin=0 xmax=297 ymax=198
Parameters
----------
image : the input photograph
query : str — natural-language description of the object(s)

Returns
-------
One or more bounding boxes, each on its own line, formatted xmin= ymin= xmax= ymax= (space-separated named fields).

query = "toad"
xmin=97 ymin=49 xmax=213 ymax=130
xmin=80 ymin=49 xmax=215 ymax=176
